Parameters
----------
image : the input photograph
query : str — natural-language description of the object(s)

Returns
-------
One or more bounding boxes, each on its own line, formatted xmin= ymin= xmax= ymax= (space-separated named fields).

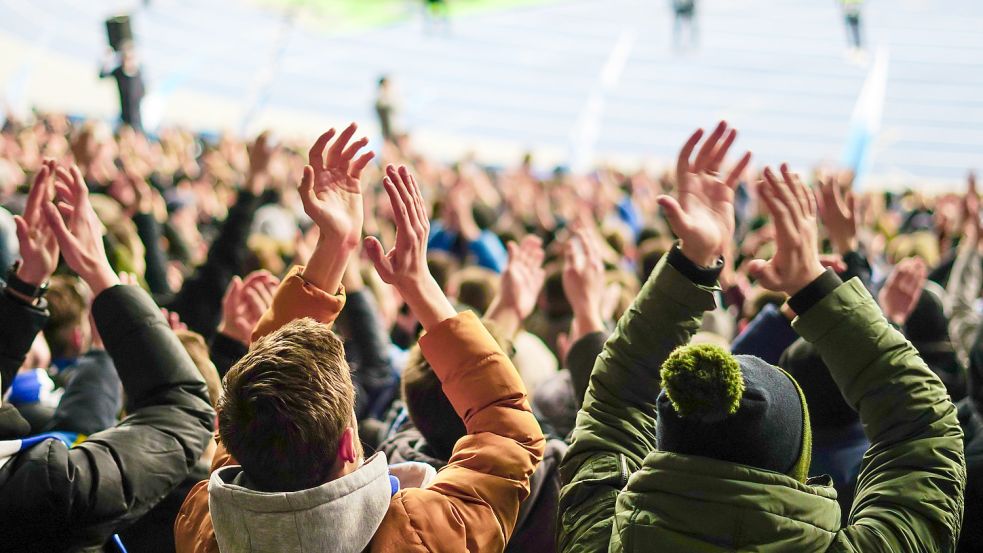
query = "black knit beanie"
xmin=656 ymin=344 xmax=811 ymax=482
xmin=780 ymin=338 xmax=858 ymax=429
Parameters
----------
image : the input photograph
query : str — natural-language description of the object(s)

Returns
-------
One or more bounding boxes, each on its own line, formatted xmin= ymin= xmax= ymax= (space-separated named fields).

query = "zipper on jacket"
xmin=619 ymin=454 xmax=630 ymax=488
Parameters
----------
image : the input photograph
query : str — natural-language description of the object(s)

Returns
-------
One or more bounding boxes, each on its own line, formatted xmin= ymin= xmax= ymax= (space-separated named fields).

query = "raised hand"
xmin=161 ymin=308 xmax=189 ymax=332
xmin=246 ymin=132 xmax=277 ymax=194
xmin=878 ymin=257 xmax=927 ymax=326
xmin=218 ymin=270 xmax=280 ymax=346
xmin=562 ymin=224 xmax=606 ymax=340
xmin=13 ymin=160 xmax=59 ymax=288
xmin=816 ymin=174 xmax=858 ymax=254
xmin=747 ymin=164 xmax=825 ymax=297
xmin=486 ymin=235 xmax=546 ymax=338
xmin=365 ymin=164 xmax=456 ymax=330
xmin=41 ymin=165 xmax=120 ymax=296
xmin=300 ymin=123 xmax=375 ymax=247
xmin=657 ymin=121 xmax=752 ymax=267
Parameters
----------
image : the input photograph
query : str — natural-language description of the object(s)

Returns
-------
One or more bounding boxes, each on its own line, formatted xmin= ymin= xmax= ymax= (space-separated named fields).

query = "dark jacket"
xmin=336 ymin=289 xmax=398 ymax=420
xmin=959 ymin=399 xmax=983 ymax=553
xmin=532 ymin=331 xmax=607 ymax=440
xmin=163 ymin=190 xmax=261 ymax=338
xmin=45 ymin=350 xmax=122 ymax=436
xmin=378 ymin=426 xmax=566 ymax=553
xmin=0 ymin=285 xmax=214 ymax=551
xmin=730 ymin=303 xmax=797 ymax=365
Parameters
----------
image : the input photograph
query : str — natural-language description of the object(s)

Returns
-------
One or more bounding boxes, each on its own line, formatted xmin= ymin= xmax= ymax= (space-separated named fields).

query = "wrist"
xmin=84 ymin=266 xmax=121 ymax=297
xmin=571 ymin=309 xmax=605 ymax=339
xmin=788 ymin=264 xmax=827 ymax=296
xmin=678 ymin=242 xmax=719 ymax=268
xmin=14 ymin=263 xmax=50 ymax=288
xmin=303 ymin=239 xmax=358 ymax=292
xmin=832 ymin=236 xmax=858 ymax=254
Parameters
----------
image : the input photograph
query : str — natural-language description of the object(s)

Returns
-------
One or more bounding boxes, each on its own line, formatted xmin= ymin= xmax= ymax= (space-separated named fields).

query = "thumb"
xmin=13 ymin=215 xmax=29 ymax=245
xmin=657 ymin=195 xmax=690 ymax=236
xmin=363 ymin=236 xmax=394 ymax=281
xmin=747 ymin=259 xmax=782 ymax=292
xmin=223 ymin=276 xmax=243 ymax=306
xmin=298 ymin=165 xmax=316 ymax=211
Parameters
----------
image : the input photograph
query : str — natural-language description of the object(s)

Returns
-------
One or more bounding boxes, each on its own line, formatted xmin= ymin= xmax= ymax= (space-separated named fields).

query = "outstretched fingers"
xmin=326 ymin=123 xmax=358 ymax=167
xmin=308 ymin=129 xmax=336 ymax=169
xmin=693 ymin=121 xmax=727 ymax=173
xmin=676 ymin=128 xmax=705 ymax=184
xmin=724 ymin=151 xmax=752 ymax=190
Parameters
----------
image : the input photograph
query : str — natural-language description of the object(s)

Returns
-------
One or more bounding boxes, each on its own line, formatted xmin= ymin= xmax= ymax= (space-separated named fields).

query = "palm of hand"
xmin=311 ymin=168 xmax=363 ymax=241
xmin=677 ymin=174 xmax=735 ymax=257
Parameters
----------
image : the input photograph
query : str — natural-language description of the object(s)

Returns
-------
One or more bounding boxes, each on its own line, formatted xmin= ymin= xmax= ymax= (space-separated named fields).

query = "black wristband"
xmin=666 ymin=245 xmax=723 ymax=287
xmin=5 ymin=263 xmax=48 ymax=300
xmin=788 ymin=269 xmax=843 ymax=315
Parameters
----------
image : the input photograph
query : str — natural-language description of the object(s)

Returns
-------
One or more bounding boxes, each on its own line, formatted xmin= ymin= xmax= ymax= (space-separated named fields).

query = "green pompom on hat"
xmin=661 ymin=344 xmax=745 ymax=418
xmin=656 ymin=344 xmax=812 ymax=483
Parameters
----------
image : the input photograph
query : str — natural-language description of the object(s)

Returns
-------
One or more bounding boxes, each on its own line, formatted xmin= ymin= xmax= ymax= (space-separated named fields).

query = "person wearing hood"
xmin=558 ymin=122 xmax=965 ymax=552
xmin=175 ymin=126 xmax=545 ymax=553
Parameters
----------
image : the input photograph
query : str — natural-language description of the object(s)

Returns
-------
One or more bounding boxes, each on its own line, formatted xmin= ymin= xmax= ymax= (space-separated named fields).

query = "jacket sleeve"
xmin=166 ymin=190 xmax=261 ymax=338
xmin=44 ymin=350 xmax=122 ymax=435
xmin=565 ymin=331 xmax=608 ymax=408
xmin=0 ymin=289 xmax=48 ymax=396
xmin=944 ymin=245 xmax=981 ymax=369
xmin=134 ymin=211 xmax=173 ymax=296
xmin=557 ymin=254 xmax=717 ymax=553
xmin=0 ymin=285 xmax=214 ymax=547
xmin=374 ymin=312 xmax=545 ymax=552
xmin=794 ymin=278 xmax=966 ymax=552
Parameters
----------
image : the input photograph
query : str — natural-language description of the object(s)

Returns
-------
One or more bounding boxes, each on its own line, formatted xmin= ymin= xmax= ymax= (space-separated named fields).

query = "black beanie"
xmin=780 ymin=338 xmax=858 ymax=429
xmin=656 ymin=345 xmax=811 ymax=482
xmin=903 ymin=285 xmax=966 ymax=400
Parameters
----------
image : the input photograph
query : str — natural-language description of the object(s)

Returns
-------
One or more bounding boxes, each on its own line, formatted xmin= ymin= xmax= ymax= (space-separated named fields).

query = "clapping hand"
xmin=13 ymin=160 xmax=59 ymax=290
xmin=657 ymin=121 xmax=752 ymax=267
xmin=817 ymin=173 xmax=858 ymax=254
xmin=42 ymin=165 xmax=120 ymax=296
xmin=365 ymin=165 xmax=456 ymax=331
xmin=562 ymin=224 xmax=606 ymax=340
xmin=878 ymin=257 xmax=926 ymax=326
xmin=218 ymin=270 xmax=280 ymax=346
xmin=747 ymin=164 xmax=826 ymax=297
xmin=299 ymin=123 xmax=374 ymax=293
xmin=486 ymin=235 xmax=546 ymax=338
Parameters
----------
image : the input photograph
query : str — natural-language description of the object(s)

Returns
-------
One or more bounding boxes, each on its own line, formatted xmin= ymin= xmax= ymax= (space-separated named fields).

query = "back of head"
xmin=780 ymin=339 xmax=858 ymax=430
xmin=43 ymin=275 xmax=90 ymax=360
xmin=657 ymin=344 xmax=811 ymax=482
xmin=451 ymin=266 xmax=499 ymax=315
xmin=401 ymin=320 xmax=512 ymax=460
xmin=218 ymin=318 xmax=355 ymax=492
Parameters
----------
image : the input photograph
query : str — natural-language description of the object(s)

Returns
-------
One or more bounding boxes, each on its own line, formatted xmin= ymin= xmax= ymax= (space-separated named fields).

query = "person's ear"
xmin=71 ymin=328 xmax=84 ymax=352
xmin=337 ymin=427 xmax=357 ymax=464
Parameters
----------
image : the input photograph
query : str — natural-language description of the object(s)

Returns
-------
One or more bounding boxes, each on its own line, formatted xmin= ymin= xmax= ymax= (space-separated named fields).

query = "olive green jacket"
xmin=558 ymin=257 xmax=966 ymax=552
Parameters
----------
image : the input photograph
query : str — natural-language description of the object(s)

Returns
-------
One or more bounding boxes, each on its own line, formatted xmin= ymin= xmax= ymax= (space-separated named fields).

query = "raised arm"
xmin=750 ymin=163 xmax=966 ymax=552
xmin=1 ymin=164 xmax=214 ymax=548
xmin=558 ymin=122 xmax=751 ymax=552
xmin=366 ymin=164 xmax=544 ymax=552
xmin=1 ymin=161 xmax=58 ymax=394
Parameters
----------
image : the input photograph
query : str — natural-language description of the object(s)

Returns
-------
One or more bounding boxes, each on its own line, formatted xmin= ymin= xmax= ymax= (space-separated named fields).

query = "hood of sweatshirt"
xmin=209 ymin=452 xmax=393 ymax=553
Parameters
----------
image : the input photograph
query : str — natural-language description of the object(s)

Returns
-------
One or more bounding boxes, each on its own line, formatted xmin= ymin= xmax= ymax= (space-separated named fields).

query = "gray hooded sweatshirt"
xmin=209 ymin=452 xmax=393 ymax=553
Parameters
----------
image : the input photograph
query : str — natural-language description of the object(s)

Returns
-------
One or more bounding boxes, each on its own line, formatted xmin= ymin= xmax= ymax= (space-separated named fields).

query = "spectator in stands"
xmin=99 ymin=40 xmax=146 ymax=132
xmin=558 ymin=122 xmax=965 ymax=551
xmin=0 ymin=160 xmax=214 ymax=549
xmin=175 ymin=125 xmax=544 ymax=553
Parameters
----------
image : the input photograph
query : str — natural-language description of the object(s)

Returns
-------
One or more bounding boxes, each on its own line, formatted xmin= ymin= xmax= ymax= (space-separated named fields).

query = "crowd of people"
xmin=0 ymin=112 xmax=978 ymax=552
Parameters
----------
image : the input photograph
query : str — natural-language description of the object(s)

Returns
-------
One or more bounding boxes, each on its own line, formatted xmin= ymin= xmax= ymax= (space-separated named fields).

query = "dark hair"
xmin=401 ymin=320 xmax=512 ymax=459
xmin=218 ymin=318 xmax=355 ymax=492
